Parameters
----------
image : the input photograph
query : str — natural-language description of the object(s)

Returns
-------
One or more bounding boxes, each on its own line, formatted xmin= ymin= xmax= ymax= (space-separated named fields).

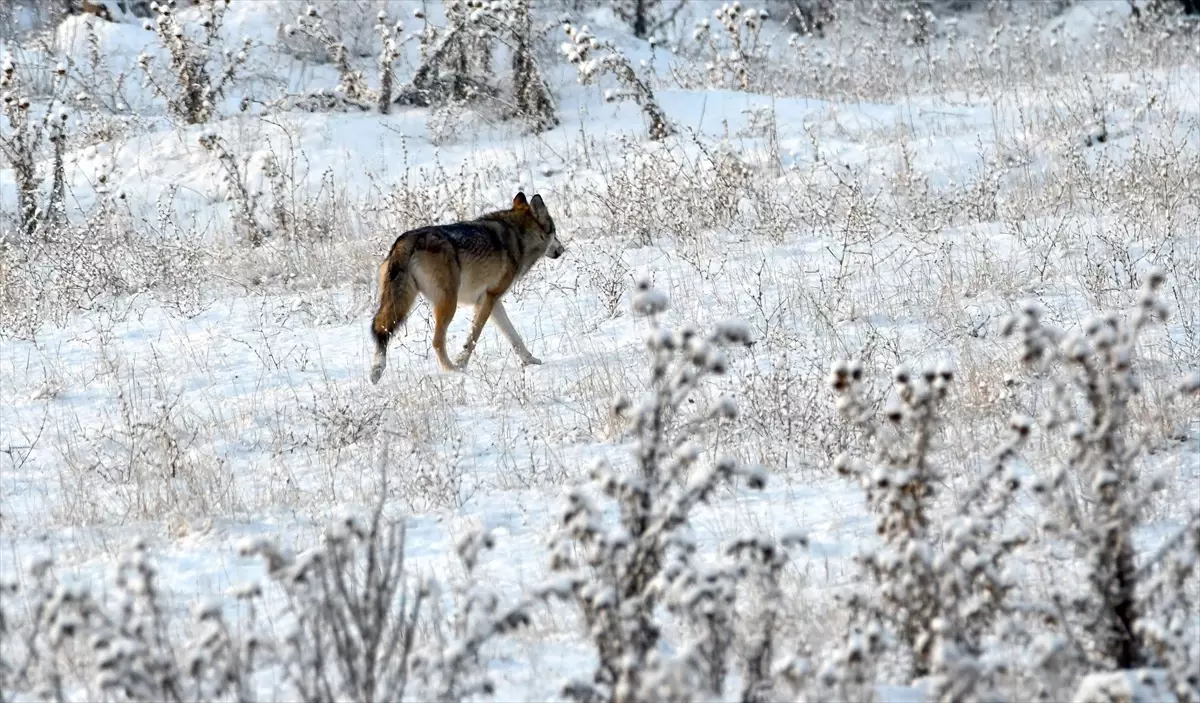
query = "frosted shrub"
xmin=547 ymin=280 xmax=805 ymax=702
xmin=503 ymin=0 xmax=559 ymax=133
xmin=274 ymin=0 xmax=397 ymax=60
xmin=610 ymin=0 xmax=688 ymax=39
xmin=826 ymin=355 xmax=1028 ymax=692
xmin=1003 ymin=269 xmax=1200 ymax=697
xmin=0 ymin=491 xmax=539 ymax=702
xmin=239 ymin=495 xmax=546 ymax=701
xmin=0 ymin=541 xmax=261 ymax=702
xmin=562 ymin=23 xmax=673 ymax=140
xmin=283 ymin=1 xmax=557 ymax=130
xmin=286 ymin=3 xmax=403 ymax=112
xmin=139 ymin=0 xmax=249 ymax=125
xmin=778 ymin=0 xmax=835 ymax=36
xmin=813 ymin=268 xmax=1199 ymax=700
xmin=692 ymin=2 xmax=770 ymax=91
xmin=197 ymin=130 xmax=267 ymax=246
xmin=0 ymin=51 xmax=70 ymax=238
xmin=1 ymin=184 xmax=208 ymax=340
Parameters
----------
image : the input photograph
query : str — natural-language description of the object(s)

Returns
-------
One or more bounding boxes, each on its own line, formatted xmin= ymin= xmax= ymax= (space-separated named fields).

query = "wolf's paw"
xmin=454 ymin=349 xmax=472 ymax=369
xmin=521 ymin=355 xmax=543 ymax=366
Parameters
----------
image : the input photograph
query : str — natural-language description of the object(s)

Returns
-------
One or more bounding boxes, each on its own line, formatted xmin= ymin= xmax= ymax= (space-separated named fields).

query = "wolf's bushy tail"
xmin=370 ymin=236 xmax=418 ymax=383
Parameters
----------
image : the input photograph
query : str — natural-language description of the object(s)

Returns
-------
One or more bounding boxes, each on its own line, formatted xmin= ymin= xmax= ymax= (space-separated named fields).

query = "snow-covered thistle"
xmin=562 ymin=23 xmax=673 ymax=140
xmin=548 ymin=280 xmax=785 ymax=703
xmin=198 ymin=130 xmax=266 ymax=246
xmin=140 ymin=0 xmax=249 ymax=125
xmin=827 ymin=356 xmax=1029 ymax=691
xmin=611 ymin=0 xmax=689 ymax=39
xmin=288 ymin=4 xmax=380 ymax=110
xmin=0 ymin=51 xmax=71 ymax=238
xmin=694 ymin=2 xmax=770 ymax=91
xmin=0 ymin=541 xmax=261 ymax=702
xmin=1003 ymin=268 xmax=1199 ymax=687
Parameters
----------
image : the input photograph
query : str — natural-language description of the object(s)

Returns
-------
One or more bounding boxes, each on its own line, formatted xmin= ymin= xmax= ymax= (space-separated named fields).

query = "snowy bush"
xmin=273 ymin=0 xmax=401 ymax=60
xmin=139 ymin=0 xmax=249 ymax=125
xmin=811 ymin=269 xmax=1200 ymax=701
xmin=280 ymin=0 xmax=557 ymax=131
xmin=546 ymin=280 xmax=804 ymax=702
xmin=562 ymin=22 xmax=672 ymax=140
xmin=0 ymin=50 xmax=70 ymax=238
xmin=503 ymin=0 xmax=559 ymax=133
xmin=0 ymin=492 xmax=538 ymax=702
xmin=1 ymin=541 xmax=262 ymax=701
xmin=609 ymin=0 xmax=689 ymax=39
xmin=827 ymin=355 xmax=1027 ymax=692
xmin=1001 ymin=270 xmax=1200 ymax=698
xmin=284 ymin=3 xmax=403 ymax=113
xmin=692 ymin=2 xmax=771 ymax=91
xmin=197 ymin=130 xmax=267 ymax=246
xmin=1 ymin=181 xmax=207 ymax=339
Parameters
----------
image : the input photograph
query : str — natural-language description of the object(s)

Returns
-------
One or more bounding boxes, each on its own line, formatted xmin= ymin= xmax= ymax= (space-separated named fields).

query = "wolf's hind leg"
xmin=431 ymin=293 xmax=459 ymax=372
xmin=454 ymin=292 xmax=501 ymax=370
xmin=488 ymin=300 xmax=540 ymax=365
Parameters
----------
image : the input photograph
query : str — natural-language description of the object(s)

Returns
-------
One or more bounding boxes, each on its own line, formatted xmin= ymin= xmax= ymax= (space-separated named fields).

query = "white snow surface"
xmin=2 ymin=1 xmax=1198 ymax=700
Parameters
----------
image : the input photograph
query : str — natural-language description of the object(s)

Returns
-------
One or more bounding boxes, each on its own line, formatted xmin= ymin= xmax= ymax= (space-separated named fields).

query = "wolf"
xmin=369 ymin=191 xmax=565 ymax=383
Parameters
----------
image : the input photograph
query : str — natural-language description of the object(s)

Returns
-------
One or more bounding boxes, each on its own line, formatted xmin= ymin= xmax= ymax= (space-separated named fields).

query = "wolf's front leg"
xmin=489 ymin=300 xmax=541 ymax=365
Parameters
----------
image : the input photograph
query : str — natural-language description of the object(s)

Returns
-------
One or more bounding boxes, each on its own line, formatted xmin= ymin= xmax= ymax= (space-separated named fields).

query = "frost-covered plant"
xmin=777 ymin=0 xmax=835 ymax=36
xmin=139 ymin=0 xmax=249 ymax=125
xmin=502 ymin=0 xmax=559 ymax=133
xmin=285 ymin=4 xmax=405 ymax=112
xmin=1134 ymin=508 xmax=1200 ymax=702
xmin=286 ymin=0 xmax=558 ymax=131
xmin=64 ymin=16 xmax=135 ymax=118
xmin=826 ymin=355 xmax=1028 ymax=688
xmin=1 ymin=179 xmax=208 ymax=340
xmin=197 ymin=130 xmax=266 ymax=246
xmin=273 ymin=0 xmax=396 ymax=60
xmin=562 ymin=23 xmax=673 ymax=140
xmin=549 ymin=279 xmax=786 ymax=702
xmin=0 ymin=541 xmax=262 ymax=702
xmin=692 ymin=2 xmax=770 ymax=91
xmin=0 ymin=485 xmax=541 ymax=702
xmin=239 ymin=504 xmax=421 ymax=702
xmin=398 ymin=3 xmax=471 ymax=107
xmin=1003 ymin=268 xmax=1200 ymax=685
xmin=412 ymin=529 xmax=551 ymax=700
xmin=435 ymin=0 xmax=495 ymax=104
xmin=1 ymin=49 xmax=207 ymax=321
xmin=407 ymin=0 xmax=558 ymax=132
xmin=0 ymin=51 xmax=70 ymax=238
xmin=237 ymin=487 xmax=540 ymax=702
xmin=611 ymin=0 xmax=689 ymax=39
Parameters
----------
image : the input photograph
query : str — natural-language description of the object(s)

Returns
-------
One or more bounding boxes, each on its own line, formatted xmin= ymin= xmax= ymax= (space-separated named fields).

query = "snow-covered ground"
xmin=2 ymin=1 xmax=1198 ymax=700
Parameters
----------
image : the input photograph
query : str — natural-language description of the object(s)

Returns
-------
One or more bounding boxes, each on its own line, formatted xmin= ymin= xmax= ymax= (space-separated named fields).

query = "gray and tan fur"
xmin=369 ymin=191 xmax=565 ymax=382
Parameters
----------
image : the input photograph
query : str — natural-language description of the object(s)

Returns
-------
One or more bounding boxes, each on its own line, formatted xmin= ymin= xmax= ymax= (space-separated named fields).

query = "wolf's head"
xmin=513 ymin=191 xmax=564 ymax=260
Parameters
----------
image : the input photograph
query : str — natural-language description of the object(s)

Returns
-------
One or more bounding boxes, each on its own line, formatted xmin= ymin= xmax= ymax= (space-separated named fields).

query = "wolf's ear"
xmin=530 ymin=193 xmax=548 ymax=214
xmin=513 ymin=191 xmax=529 ymax=209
